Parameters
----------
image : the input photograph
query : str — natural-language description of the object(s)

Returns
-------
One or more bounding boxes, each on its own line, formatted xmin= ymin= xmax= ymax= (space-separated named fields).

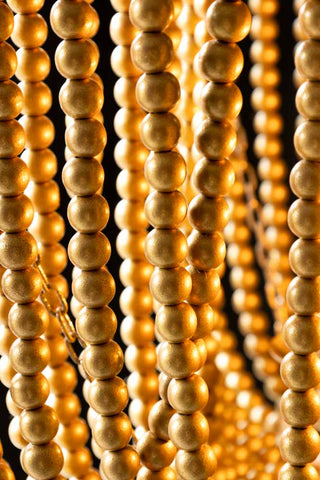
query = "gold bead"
xmin=145 ymin=229 xmax=187 ymax=268
xmin=0 ymin=120 xmax=25 ymax=158
xmin=110 ymin=12 xmax=137 ymax=46
xmin=11 ymin=373 xmax=49 ymax=409
xmin=192 ymin=158 xmax=234 ymax=197
xmin=206 ymin=0 xmax=251 ymax=43
xmin=8 ymin=416 xmax=28 ymax=450
xmin=131 ymin=33 xmax=173 ymax=73
xmin=21 ymin=442 xmax=63 ymax=480
xmin=283 ymin=314 xmax=320 ymax=355
xmin=10 ymin=337 xmax=50 ymax=375
xmin=8 ymin=302 xmax=48 ymax=339
xmin=114 ymin=77 xmax=138 ymax=109
xmin=251 ymin=86 xmax=281 ymax=111
xmin=23 ymin=148 xmax=57 ymax=183
xmin=156 ymin=303 xmax=197 ymax=343
xmin=57 ymin=417 xmax=88 ymax=449
xmin=188 ymin=230 xmax=226 ymax=271
xmin=200 ymin=82 xmax=242 ymax=122
xmin=0 ymin=80 xmax=23 ymax=120
xmin=299 ymin=0 xmax=320 ymax=39
xmin=101 ymin=446 xmax=140 ymax=480
xmin=250 ymin=40 xmax=280 ymax=65
xmin=2 ymin=267 xmax=42 ymax=303
xmin=114 ymin=108 xmax=144 ymax=141
xmin=279 ymin=463 xmax=319 ymax=480
xmin=116 ymin=169 xmax=148 ymax=201
xmin=120 ymin=285 xmax=152 ymax=316
xmin=145 ymin=191 xmax=186 ymax=228
xmin=294 ymin=120 xmax=320 ymax=160
xmin=7 ymin=0 xmax=44 ymax=14
xmin=12 ymin=13 xmax=48 ymax=48
xmin=0 ymin=4 xmax=14 ymax=41
xmin=63 ymin=157 xmax=104 ymax=196
xmin=46 ymin=362 xmax=78 ymax=395
xmin=68 ymin=194 xmax=109 ymax=233
xmin=150 ymin=267 xmax=191 ymax=305
xmin=289 ymin=238 xmax=320 ymax=277
xmin=82 ymin=341 xmax=123 ymax=379
xmin=47 ymin=335 xmax=68 ymax=367
xmin=140 ymin=112 xmax=180 ymax=152
xmin=196 ymin=120 xmax=236 ymax=160
xmin=16 ymin=47 xmax=50 ymax=82
xmin=136 ymin=72 xmax=180 ymax=113
xmin=280 ymin=426 xmax=320 ymax=466
xmin=29 ymin=211 xmax=64 ymax=245
xmin=20 ymin=115 xmax=54 ymax=150
xmin=62 ymin=447 xmax=92 ymax=478
xmin=198 ymin=41 xmax=243 ymax=83
xmin=127 ymin=370 xmax=158 ymax=402
xmin=148 ymin=399 xmax=174 ymax=441
xmin=290 ymin=160 xmax=320 ymax=200
xmin=73 ymin=268 xmax=115 ymax=308
xmin=158 ymin=340 xmax=200 ymax=378
xmin=175 ymin=444 xmax=217 ymax=480
xmin=50 ymin=0 xmax=99 ymax=39
xmin=137 ymin=432 xmax=176 ymax=471
xmin=188 ymin=195 xmax=230 ymax=233
xmin=137 ymin=466 xmax=177 ymax=480
xmin=47 ymin=392 xmax=81 ymax=425
xmin=0 ymin=231 xmax=37 ymax=269
xmin=187 ymin=266 xmax=220 ymax=305
xmin=66 ymin=118 xmax=106 ymax=157
xmin=0 ymin=42 xmax=17 ymax=81
xmin=55 ymin=39 xmax=99 ymax=79
xmin=77 ymin=306 xmax=117 ymax=345
xmin=281 ymin=352 xmax=320 ymax=391
xmin=114 ymin=138 xmax=148 ymax=170
xmin=68 ymin=232 xmax=110 ymax=270
xmin=287 ymin=276 xmax=320 ymax=315
xmin=111 ymin=45 xmax=141 ymax=77
xmin=0 ymin=157 xmax=29 ymax=197
xmin=93 ymin=412 xmax=132 ymax=451
xmin=280 ymin=388 xmax=320 ymax=427
xmin=169 ymin=411 xmax=209 ymax=451
xmin=296 ymin=40 xmax=320 ymax=80
xmin=129 ymin=0 xmax=172 ymax=31
xmin=296 ymin=81 xmax=320 ymax=120
xmin=288 ymin=199 xmax=320 ymax=239
xmin=89 ymin=377 xmax=128 ymax=415
xmin=20 ymin=405 xmax=59 ymax=444
xmin=59 ymin=78 xmax=103 ymax=119
xmin=168 ymin=374 xmax=208 ymax=414
xmin=120 ymin=315 xmax=154 ymax=345
xmin=117 ymin=230 xmax=146 ymax=260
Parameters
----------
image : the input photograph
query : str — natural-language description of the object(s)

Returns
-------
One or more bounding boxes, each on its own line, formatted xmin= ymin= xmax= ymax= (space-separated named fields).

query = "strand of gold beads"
xmin=0 ymin=2 xmax=65 ymax=479
xmin=109 ymin=0 xmax=158 ymax=437
xmin=0 ymin=440 xmax=15 ymax=480
xmin=278 ymin=0 xmax=320 ymax=477
xmin=50 ymin=2 xmax=141 ymax=479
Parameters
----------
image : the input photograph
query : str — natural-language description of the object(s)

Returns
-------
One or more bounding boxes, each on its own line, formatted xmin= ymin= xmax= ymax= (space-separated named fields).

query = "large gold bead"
xmin=114 ymin=77 xmax=139 ymax=109
xmin=89 ymin=377 xmax=128 ymax=415
xmin=200 ymin=82 xmax=242 ymax=122
xmin=11 ymin=373 xmax=49 ymax=409
xmin=287 ymin=276 xmax=320 ymax=315
xmin=63 ymin=157 xmax=104 ymax=196
xmin=168 ymin=374 xmax=208 ymax=414
xmin=129 ymin=0 xmax=172 ymax=31
xmin=0 ymin=80 xmax=23 ymax=120
xmin=140 ymin=113 xmax=180 ymax=152
xmin=296 ymin=81 xmax=320 ymax=119
xmin=288 ymin=199 xmax=320 ymax=239
xmin=299 ymin=0 xmax=320 ymax=39
xmin=69 ymin=232 xmax=111 ymax=270
xmin=68 ymin=194 xmax=109 ymax=233
xmin=280 ymin=388 xmax=320 ymax=428
xmin=21 ymin=442 xmax=63 ymax=480
xmin=73 ymin=269 xmax=115 ymax=308
xmin=145 ymin=191 xmax=186 ymax=228
xmin=279 ymin=463 xmax=319 ymax=480
xmin=50 ymin=0 xmax=99 ymax=39
xmin=110 ymin=12 xmax=137 ymax=46
xmin=283 ymin=314 xmax=320 ymax=355
xmin=168 ymin=411 xmax=209 ymax=451
xmin=59 ymin=78 xmax=103 ymax=119
xmin=195 ymin=119 xmax=236 ymax=160
xmin=55 ymin=39 xmax=99 ymax=79
xmin=148 ymin=399 xmax=174 ymax=441
xmin=192 ymin=158 xmax=234 ymax=197
xmin=11 ymin=13 xmax=47 ymax=48
xmin=20 ymin=115 xmax=54 ymax=150
xmin=9 ymin=337 xmax=49 ymax=376
xmin=93 ymin=412 xmax=132 ymax=451
xmin=7 ymin=0 xmax=44 ymax=13
xmin=20 ymin=405 xmax=59 ymax=444
xmin=290 ymin=160 xmax=320 ymax=200
xmin=187 ymin=266 xmax=220 ymax=305
xmin=82 ymin=341 xmax=123 ymax=380
xmin=8 ymin=302 xmax=48 ymax=339
xmin=206 ymin=0 xmax=251 ymax=43
xmin=175 ymin=444 xmax=217 ymax=480
xmin=2 ymin=267 xmax=42 ymax=303
xmin=198 ymin=40 xmax=243 ymax=83
xmin=281 ymin=352 xmax=320 ymax=391
xmin=137 ymin=466 xmax=177 ymax=480
xmin=150 ymin=267 xmax=192 ymax=305
xmin=47 ymin=392 xmax=81 ymax=425
xmin=62 ymin=447 xmax=92 ymax=478
xmin=158 ymin=340 xmax=200 ymax=378
xmin=0 ymin=231 xmax=37 ymax=270
xmin=0 ymin=157 xmax=29 ymax=197
xmin=16 ymin=47 xmax=50 ymax=82
xmin=66 ymin=118 xmax=106 ymax=157
xmin=136 ymin=72 xmax=180 ymax=112
xmin=296 ymin=40 xmax=320 ymax=80
xmin=280 ymin=426 xmax=320 ymax=466
xmin=294 ymin=120 xmax=320 ymax=160
xmin=0 ymin=3 xmax=14 ymax=41
xmin=77 ymin=306 xmax=117 ymax=345
xmin=188 ymin=195 xmax=230 ymax=233
xmin=137 ymin=432 xmax=176 ymax=471
xmin=156 ymin=303 xmax=197 ymax=343
xmin=101 ymin=446 xmax=140 ymax=480
xmin=131 ymin=33 xmax=173 ymax=73
xmin=188 ymin=230 xmax=226 ymax=271
xmin=290 ymin=238 xmax=320 ymax=277
xmin=0 ymin=120 xmax=25 ymax=158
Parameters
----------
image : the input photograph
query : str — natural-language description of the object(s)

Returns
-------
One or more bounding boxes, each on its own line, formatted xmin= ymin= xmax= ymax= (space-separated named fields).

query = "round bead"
xmin=20 ymin=405 xmax=59 ymax=444
xmin=8 ymin=302 xmax=48 ymax=339
xmin=280 ymin=389 xmax=320 ymax=427
xmin=21 ymin=442 xmax=63 ymax=480
xmin=156 ymin=303 xmax=197 ymax=343
xmin=77 ymin=306 xmax=117 ymax=345
xmin=111 ymin=45 xmax=140 ymax=78
xmin=296 ymin=40 xmax=320 ymax=80
xmin=168 ymin=412 xmax=209 ymax=451
xmin=294 ymin=121 xmax=320 ymax=160
xmin=20 ymin=115 xmax=54 ymax=150
xmin=66 ymin=119 xmax=107 ymax=157
xmin=145 ymin=229 xmax=187 ymax=268
xmin=11 ymin=13 xmax=47 ymax=48
xmin=200 ymin=82 xmax=242 ymax=122
xmin=46 ymin=362 xmax=78 ymax=395
xmin=2 ymin=267 xmax=42 ymax=303
xmin=89 ymin=377 xmax=128 ymax=415
xmin=110 ymin=12 xmax=137 ymax=46
xmin=145 ymin=191 xmax=186 ymax=228
xmin=0 ymin=42 xmax=17 ymax=81
xmin=196 ymin=120 xmax=236 ymax=160
xmin=279 ymin=463 xmax=319 ymax=480
xmin=280 ymin=426 xmax=320 ymax=466
xmin=188 ymin=195 xmax=230 ymax=233
xmin=0 ymin=3 xmax=14 ymax=41
xmin=288 ymin=199 xmax=320 ymax=239
xmin=137 ymin=466 xmax=176 ymax=480
xmin=59 ymin=78 xmax=103 ymax=119
xmin=148 ymin=399 xmax=174 ymax=441
xmin=283 ymin=314 xmax=320 ymax=355
xmin=0 ymin=157 xmax=29 ymax=197
xmin=68 ymin=232 xmax=111 ymax=270
xmin=192 ymin=158 xmax=234 ymax=197
xmin=145 ymin=151 xmax=186 ymax=192
xmin=10 ymin=338 xmax=50 ymax=376
xmin=140 ymin=113 xmax=180 ymax=152
xmin=82 ymin=341 xmax=123 ymax=379
xmin=287 ymin=276 xmax=320 ymax=315
xmin=93 ymin=412 xmax=132 ymax=451
xmin=62 ymin=447 xmax=93 ymax=478
xmin=63 ymin=157 xmax=104 ymax=196
xmin=168 ymin=375 xmax=209 ymax=414
xmin=289 ymin=239 xmax=320 ymax=277
xmin=50 ymin=0 xmax=99 ymax=39
xmin=57 ymin=417 xmax=88 ymax=449
xmin=131 ymin=33 xmax=173 ymax=73
xmin=47 ymin=393 xmax=81 ymax=425
xmin=0 ymin=231 xmax=37 ymax=270
xmin=23 ymin=148 xmax=57 ymax=184
xmin=101 ymin=446 xmax=140 ymax=480
xmin=55 ymin=39 xmax=99 ymax=79
xmin=0 ymin=81 xmax=23 ymax=120
xmin=129 ymin=0 xmax=172 ymax=31
xmin=198 ymin=40 xmax=243 ymax=83
xmin=73 ymin=269 xmax=115 ymax=308
xmin=150 ymin=267 xmax=192 ymax=305
xmin=0 ymin=120 xmax=25 ymax=158
xmin=206 ymin=0 xmax=251 ymax=43
xmin=296 ymin=81 xmax=320 ymax=119
xmin=16 ymin=47 xmax=50 ymax=82
xmin=7 ymin=0 xmax=44 ymax=13
xmin=68 ymin=194 xmax=109 ymax=233
xmin=187 ymin=266 xmax=220 ymax=305
xmin=290 ymin=160 xmax=320 ymax=200
xmin=137 ymin=432 xmax=176 ymax=471
xmin=136 ymin=72 xmax=180 ymax=112
xmin=175 ymin=444 xmax=217 ymax=480
xmin=188 ymin=230 xmax=226 ymax=271
xmin=158 ymin=340 xmax=200 ymax=378
xmin=281 ymin=352 xmax=320 ymax=391
xmin=11 ymin=373 xmax=49 ymax=409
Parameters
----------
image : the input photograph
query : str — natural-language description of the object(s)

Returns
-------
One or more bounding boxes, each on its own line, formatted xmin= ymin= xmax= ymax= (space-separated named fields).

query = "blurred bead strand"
xmin=50 ymin=2 xmax=141 ymax=479
xmin=0 ymin=2 xmax=65 ymax=478
xmin=278 ymin=0 xmax=320 ymax=477
xmin=249 ymin=0 xmax=293 ymax=334
xmin=293 ymin=0 xmax=308 ymax=89
xmin=109 ymin=0 xmax=158 ymax=437
xmin=0 ymin=440 xmax=15 ymax=480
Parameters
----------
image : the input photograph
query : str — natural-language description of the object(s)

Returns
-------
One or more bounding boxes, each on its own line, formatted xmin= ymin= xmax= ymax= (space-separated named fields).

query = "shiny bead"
xmin=114 ymin=108 xmax=144 ymax=141
xmin=116 ymin=170 xmax=148 ymax=201
xmin=0 ymin=120 xmax=25 ymax=158
xmin=168 ymin=411 xmax=209 ymax=451
xmin=12 ymin=13 xmax=48 ymax=48
xmin=89 ymin=377 xmax=128 ymax=416
xmin=0 ymin=43 xmax=17 ymax=81
xmin=148 ymin=399 xmax=174 ymax=440
xmin=82 ymin=341 xmax=123 ymax=379
xmin=23 ymin=148 xmax=57 ymax=183
xmin=68 ymin=194 xmax=109 ymax=233
xmin=198 ymin=41 xmax=243 ymax=83
xmin=120 ymin=315 xmax=154 ymax=346
xmin=50 ymin=0 xmax=99 ymax=39
xmin=77 ymin=306 xmax=117 ymax=345
xmin=114 ymin=77 xmax=138 ymax=109
xmin=150 ymin=267 xmax=191 ymax=305
xmin=288 ymin=199 xmax=320 ymax=239
xmin=131 ymin=33 xmax=173 ymax=73
xmin=62 ymin=447 xmax=92 ymax=478
xmin=68 ymin=232 xmax=110 ymax=270
xmin=279 ymin=463 xmax=319 ymax=480
xmin=158 ymin=340 xmax=200 ymax=378
xmin=145 ymin=191 xmax=186 ymax=228
xmin=296 ymin=81 xmax=320 ymax=120
xmin=10 ymin=338 xmax=49 ymax=376
xmin=93 ymin=412 xmax=132 ymax=451
xmin=8 ymin=302 xmax=48 ymax=339
xmin=290 ymin=160 xmax=320 ymax=200
xmin=188 ymin=195 xmax=230 ymax=233
xmin=280 ymin=389 xmax=320 ymax=427
xmin=9 ymin=415 xmax=27 ymax=449
xmin=156 ymin=303 xmax=197 ymax=343
xmin=296 ymin=40 xmax=320 ymax=80
xmin=188 ymin=230 xmax=226 ymax=271
xmin=187 ymin=267 xmax=220 ymax=305
xmin=55 ymin=39 xmax=99 ymax=79
xmin=30 ymin=211 xmax=64 ymax=244
xmin=0 ymin=231 xmax=37 ymax=270
xmin=192 ymin=158 xmax=234 ymax=197
xmin=114 ymin=138 xmax=148 ymax=170
xmin=0 ymin=4 xmax=14 ymax=41
xmin=21 ymin=442 xmax=63 ymax=480
xmin=281 ymin=352 xmax=320 ymax=391
xmin=129 ymin=0 xmax=172 ymax=31
xmin=47 ymin=393 xmax=81 ymax=425
xmin=66 ymin=118 xmax=106 ymax=157
xmin=137 ymin=466 xmax=177 ymax=480
xmin=57 ymin=417 xmax=88 ymax=449
xmin=20 ymin=115 xmax=54 ymax=150
xmin=137 ymin=432 xmax=176 ymax=471
xmin=46 ymin=362 xmax=78 ymax=395
xmin=287 ymin=276 xmax=320 ymax=315
xmin=206 ymin=0 xmax=251 ymax=43
xmin=140 ymin=113 xmax=180 ymax=152
xmin=168 ymin=375 xmax=208 ymax=414
xmin=175 ymin=444 xmax=217 ymax=480
xmin=16 ymin=47 xmax=50 ymax=82
xmin=280 ymin=426 xmax=320 ymax=466
xmin=299 ymin=0 xmax=320 ymax=39
xmin=47 ymin=336 xmax=68 ymax=367
xmin=20 ymin=405 xmax=59 ymax=444
xmin=110 ymin=12 xmax=137 ymax=45
xmin=2 ymin=267 xmax=42 ymax=303
xmin=0 ymin=157 xmax=29 ymax=197
xmin=294 ymin=121 xmax=320 ymax=160
xmin=196 ymin=120 xmax=236 ymax=160
xmin=0 ymin=81 xmax=23 ymax=120
xmin=59 ymin=78 xmax=103 ymax=119
xmin=145 ymin=229 xmax=187 ymax=268
xmin=289 ymin=238 xmax=320 ymax=277
xmin=63 ymin=157 xmax=104 ymax=196
xmin=283 ymin=314 xmax=320 ymax=355
xmin=111 ymin=45 xmax=141 ymax=78
xmin=200 ymin=82 xmax=242 ymax=122
xmin=73 ymin=269 xmax=115 ymax=307
xmin=136 ymin=72 xmax=180 ymax=112
xmin=11 ymin=373 xmax=49 ymax=409
xmin=7 ymin=0 xmax=44 ymax=13
xmin=101 ymin=446 xmax=140 ymax=480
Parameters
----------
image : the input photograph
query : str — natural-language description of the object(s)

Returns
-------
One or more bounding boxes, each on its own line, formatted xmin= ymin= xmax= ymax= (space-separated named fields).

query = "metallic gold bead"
xmin=55 ymin=39 xmax=99 ymax=79
xmin=68 ymin=232 xmax=110 ymax=270
xmin=0 ymin=231 xmax=37 ymax=270
xmin=10 ymin=337 xmax=49 ymax=376
xmin=148 ymin=399 xmax=174 ymax=441
xmin=156 ymin=303 xmax=197 ymax=343
xmin=50 ymin=0 xmax=99 ymax=39
xmin=192 ymin=158 xmax=234 ymax=197
xmin=137 ymin=466 xmax=177 ymax=480
xmin=117 ymin=230 xmax=146 ymax=260
xmin=129 ymin=0 xmax=172 ymax=31
xmin=20 ymin=115 xmax=54 ymax=150
xmin=140 ymin=112 xmax=180 ymax=152
xmin=63 ymin=448 xmax=92 ymax=478
xmin=158 ymin=340 xmax=200 ymax=378
xmin=57 ymin=417 xmax=88 ymax=449
xmin=283 ymin=314 xmax=320 ymax=355
xmin=101 ymin=446 xmax=140 ymax=480
xmin=2 ymin=267 xmax=42 ymax=303
xmin=126 ymin=344 xmax=156 ymax=374
xmin=281 ymin=352 xmax=320 ymax=391
xmin=145 ymin=191 xmax=186 ymax=228
xmin=29 ymin=211 xmax=64 ymax=245
xmin=82 ymin=341 xmax=123 ymax=379
xmin=19 ymin=81 xmax=51 ymax=116
xmin=116 ymin=169 xmax=148 ymax=201
xmin=137 ymin=432 xmax=176 ymax=471
xmin=0 ymin=3 xmax=14 ymax=41
xmin=188 ymin=230 xmax=226 ymax=271
xmin=68 ymin=194 xmax=109 ymax=233
xmin=21 ymin=442 xmax=63 ymax=480
xmin=251 ymin=86 xmax=281 ymax=111
xmin=119 ymin=259 xmax=152 ymax=288
xmin=59 ymin=78 xmax=103 ymax=119
xmin=47 ymin=392 xmax=81 ymax=425
xmin=279 ymin=463 xmax=319 ymax=480
xmin=288 ymin=199 xmax=320 ymax=239
xmin=8 ymin=302 xmax=48 ymax=340
xmin=114 ymin=77 xmax=138 ymax=109
xmin=145 ymin=229 xmax=187 ymax=268
xmin=23 ymin=148 xmax=57 ymax=183
xmin=206 ymin=0 xmax=251 ymax=43
xmin=127 ymin=370 xmax=158 ymax=402
xmin=46 ymin=362 xmax=78 ymax=395
xmin=0 ymin=157 xmax=29 ymax=197
xmin=111 ymin=45 xmax=141 ymax=77
xmin=144 ymin=151 xmax=185 ymax=192
xmin=0 ymin=42 xmax=17 ymax=81
xmin=8 ymin=415 xmax=28 ymax=450
xmin=0 ymin=120 xmax=25 ymax=158
xmin=296 ymin=81 xmax=320 ymax=119
xmin=73 ymin=268 xmax=115 ymax=308
xmin=110 ymin=12 xmax=137 ymax=46
xmin=150 ymin=266 xmax=191 ymax=305
xmin=290 ymin=160 xmax=320 ymax=200
xmin=66 ymin=118 xmax=106 ymax=157
xmin=169 ymin=411 xmax=209 ymax=451
xmin=93 ymin=412 xmax=132 ymax=451
xmin=287 ymin=276 xmax=320 ymax=315
xmin=299 ymin=0 xmax=320 ymax=39
xmin=198 ymin=40 xmax=243 ymax=83
xmin=296 ymin=40 xmax=320 ymax=80
xmin=11 ymin=372 xmax=49 ymax=409
xmin=250 ymin=40 xmax=280 ymax=65
xmin=200 ymin=82 xmax=242 ymax=122
xmin=114 ymin=108 xmax=144 ymax=141
xmin=12 ymin=13 xmax=47 ymax=48
xmin=280 ymin=426 xmax=320 ymax=466
xmin=46 ymin=335 xmax=68 ymax=367
xmin=16 ymin=47 xmax=50 ymax=82
xmin=188 ymin=195 xmax=230 ymax=233
xmin=115 ymin=200 xmax=147 ymax=231
xmin=63 ymin=157 xmax=104 ymax=196
xmin=7 ymin=0 xmax=44 ymax=13
xmin=280 ymin=388 xmax=320 ymax=428
xmin=187 ymin=266 xmax=220 ymax=305
xmin=77 ymin=306 xmax=117 ymax=345
xmin=175 ymin=444 xmax=216 ymax=480
xmin=28 ymin=180 xmax=60 ymax=214
xmin=0 ymin=80 xmax=23 ymax=120
xmin=20 ymin=405 xmax=59 ymax=444
xmin=168 ymin=374 xmax=208 ymax=414
xmin=0 ymin=326 xmax=15 ymax=355
xmin=290 ymin=238 xmax=320 ymax=277
xmin=131 ymin=32 xmax=173 ymax=73
xmin=136 ymin=72 xmax=180 ymax=113
xmin=89 ymin=377 xmax=128 ymax=415
xmin=120 ymin=315 xmax=154 ymax=346
xmin=196 ymin=120 xmax=236 ymax=160
xmin=294 ymin=120 xmax=320 ymax=160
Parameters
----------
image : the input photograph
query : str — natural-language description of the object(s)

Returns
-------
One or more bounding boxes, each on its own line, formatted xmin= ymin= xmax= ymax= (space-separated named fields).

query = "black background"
xmin=0 ymin=1 xmax=296 ymax=476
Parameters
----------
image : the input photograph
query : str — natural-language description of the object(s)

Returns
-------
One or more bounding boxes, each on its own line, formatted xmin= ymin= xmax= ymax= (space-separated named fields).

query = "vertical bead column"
xmin=110 ymin=0 xmax=158 ymax=435
xmin=0 ymin=2 xmax=64 ymax=479
xmin=279 ymin=0 xmax=320 ymax=477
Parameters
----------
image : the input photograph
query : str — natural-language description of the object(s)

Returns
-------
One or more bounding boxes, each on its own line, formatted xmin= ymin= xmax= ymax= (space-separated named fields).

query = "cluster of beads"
xmin=279 ymin=0 xmax=320 ymax=477
xmin=0 ymin=1 xmax=64 ymax=478
xmin=110 ymin=0 xmax=158 ymax=435
xmin=50 ymin=0 xmax=140 ymax=479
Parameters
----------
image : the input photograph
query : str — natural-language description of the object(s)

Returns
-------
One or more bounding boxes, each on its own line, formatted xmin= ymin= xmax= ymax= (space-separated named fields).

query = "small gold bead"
xmin=55 ymin=39 xmax=99 ymax=79
xmin=168 ymin=374 xmax=208 ymax=414
xmin=16 ymin=47 xmax=50 ymax=82
xmin=111 ymin=45 xmax=141 ymax=78
xmin=110 ymin=12 xmax=137 ymax=46
xmin=47 ymin=392 xmax=81 ymax=425
xmin=175 ymin=444 xmax=217 ymax=480
xmin=101 ymin=446 xmax=140 ymax=480
xmin=20 ymin=405 xmax=59 ymax=444
xmin=137 ymin=432 xmax=176 ymax=471
xmin=206 ymin=0 xmax=251 ymax=43
xmin=280 ymin=426 xmax=320 ymax=466
xmin=89 ymin=377 xmax=128 ymax=415
xmin=21 ymin=442 xmax=63 ymax=480
xmin=129 ymin=0 xmax=172 ymax=31
xmin=11 ymin=372 xmax=49 ymax=409
xmin=156 ymin=303 xmax=197 ymax=343
xmin=82 ymin=341 xmax=123 ymax=379
xmin=188 ymin=195 xmax=230 ymax=233
xmin=150 ymin=266 xmax=192 ymax=305
xmin=50 ymin=0 xmax=99 ymax=39
xmin=57 ymin=417 xmax=89 ymax=450
xmin=46 ymin=362 xmax=78 ymax=395
xmin=198 ymin=40 xmax=243 ymax=83
xmin=200 ymin=82 xmax=242 ymax=122
xmin=281 ymin=352 xmax=320 ymax=391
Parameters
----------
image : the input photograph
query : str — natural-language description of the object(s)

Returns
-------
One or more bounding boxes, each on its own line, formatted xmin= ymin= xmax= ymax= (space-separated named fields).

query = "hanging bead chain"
xmin=50 ymin=1 xmax=141 ymax=479
xmin=110 ymin=0 xmax=158 ymax=437
xmin=278 ymin=0 xmax=320 ymax=477
xmin=0 ymin=1 xmax=65 ymax=478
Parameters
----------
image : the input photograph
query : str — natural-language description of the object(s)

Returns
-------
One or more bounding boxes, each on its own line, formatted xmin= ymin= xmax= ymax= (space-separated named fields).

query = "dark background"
xmin=0 ymin=1 xmax=296 ymax=476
